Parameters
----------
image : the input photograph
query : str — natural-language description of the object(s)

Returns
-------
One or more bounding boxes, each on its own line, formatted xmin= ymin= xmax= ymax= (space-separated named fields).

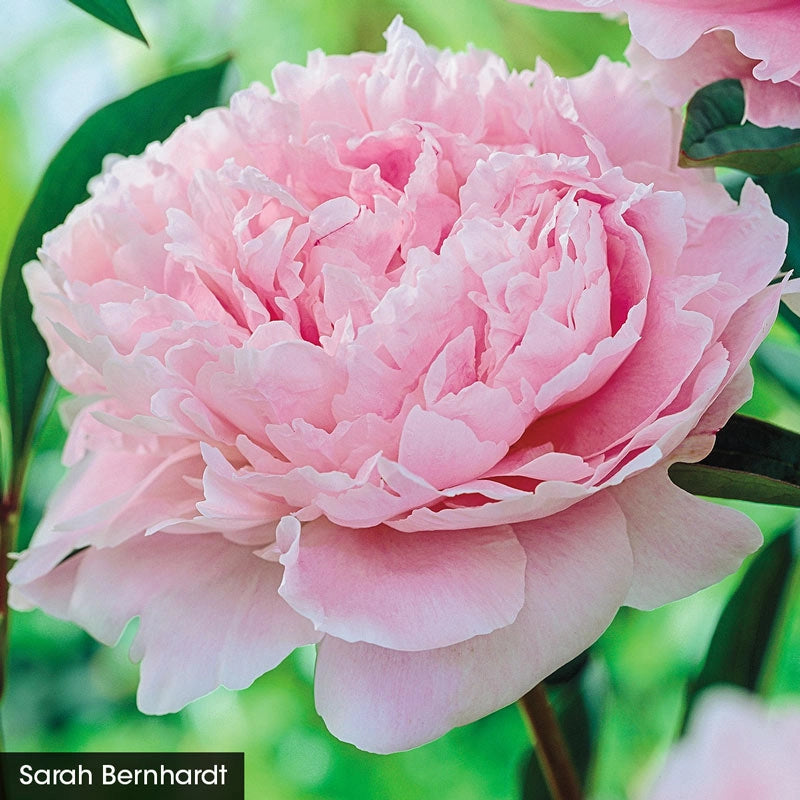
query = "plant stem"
xmin=518 ymin=683 xmax=583 ymax=800
xmin=0 ymin=492 xmax=19 ymax=751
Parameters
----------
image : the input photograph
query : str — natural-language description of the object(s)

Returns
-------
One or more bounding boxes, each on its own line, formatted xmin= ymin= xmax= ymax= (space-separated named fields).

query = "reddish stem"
xmin=518 ymin=683 xmax=583 ymax=800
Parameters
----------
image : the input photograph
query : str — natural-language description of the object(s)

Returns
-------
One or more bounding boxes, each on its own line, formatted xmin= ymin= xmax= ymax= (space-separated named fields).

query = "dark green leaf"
xmin=543 ymin=650 xmax=589 ymax=687
xmin=0 ymin=58 xmax=231 ymax=496
xmin=522 ymin=682 xmax=591 ymax=800
xmin=668 ymin=414 xmax=800 ymax=507
xmin=756 ymin=168 xmax=800 ymax=274
xmin=680 ymin=79 xmax=800 ymax=174
xmin=754 ymin=169 xmax=800 ymax=334
xmin=682 ymin=529 xmax=795 ymax=730
xmin=66 ymin=0 xmax=147 ymax=44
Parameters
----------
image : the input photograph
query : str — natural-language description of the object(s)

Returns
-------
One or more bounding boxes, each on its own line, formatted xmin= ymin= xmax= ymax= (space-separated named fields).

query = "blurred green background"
xmin=2 ymin=2 xmax=800 ymax=799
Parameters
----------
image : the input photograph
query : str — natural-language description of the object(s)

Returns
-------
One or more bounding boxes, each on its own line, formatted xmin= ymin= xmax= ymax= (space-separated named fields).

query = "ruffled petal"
xmin=11 ymin=533 xmax=320 ymax=713
xmin=314 ymin=493 xmax=631 ymax=751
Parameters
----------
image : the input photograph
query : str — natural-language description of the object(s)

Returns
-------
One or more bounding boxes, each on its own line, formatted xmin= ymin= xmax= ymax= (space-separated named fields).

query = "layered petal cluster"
xmin=645 ymin=689 xmax=800 ymax=800
xmin=9 ymin=20 xmax=787 ymax=752
xmin=514 ymin=0 xmax=800 ymax=127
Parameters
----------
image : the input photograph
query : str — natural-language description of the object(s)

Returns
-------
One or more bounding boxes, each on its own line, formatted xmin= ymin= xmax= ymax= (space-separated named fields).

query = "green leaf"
xmin=779 ymin=300 xmax=800 ymax=338
xmin=522 ymin=682 xmax=592 ymax=800
xmin=756 ymin=168 xmax=800 ymax=274
xmin=668 ymin=414 xmax=800 ymax=507
xmin=0 ymin=58 xmax=231 ymax=496
xmin=679 ymin=79 xmax=800 ymax=174
xmin=756 ymin=341 xmax=800 ymax=402
xmin=66 ymin=0 xmax=147 ymax=44
xmin=682 ymin=529 xmax=795 ymax=729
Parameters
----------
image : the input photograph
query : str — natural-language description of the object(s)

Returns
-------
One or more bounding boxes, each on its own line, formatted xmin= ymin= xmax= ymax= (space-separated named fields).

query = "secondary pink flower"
xmin=513 ymin=0 xmax=800 ymax=127
xmin=644 ymin=689 xmax=800 ymax=800
xmin=9 ymin=19 xmax=787 ymax=752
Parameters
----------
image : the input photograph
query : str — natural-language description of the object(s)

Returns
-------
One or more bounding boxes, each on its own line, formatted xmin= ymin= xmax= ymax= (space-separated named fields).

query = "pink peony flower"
xmin=512 ymin=0 xmax=800 ymax=128
xmin=9 ymin=19 xmax=788 ymax=752
xmin=644 ymin=689 xmax=800 ymax=800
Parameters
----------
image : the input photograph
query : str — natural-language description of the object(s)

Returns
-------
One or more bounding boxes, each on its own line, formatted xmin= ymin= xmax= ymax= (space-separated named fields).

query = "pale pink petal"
xmin=398 ymin=406 xmax=509 ymax=490
xmin=742 ymin=74 xmax=800 ymax=130
xmin=691 ymin=365 xmax=754 ymax=438
xmin=646 ymin=689 xmax=800 ymax=800
xmin=12 ymin=533 xmax=320 ymax=713
xmin=314 ymin=493 xmax=631 ymax=752
xmin=568 ymin=57 xmax=682 ymax=174
xmin=610 ymin=456 xmax=762 ymax=609
xmin=9 ymin=444 xmax=204 ymax=585
xmin=533 ymin=277 xmax=714 ymax=458
xmin=277 ymin=515 xmax=526 ymax=650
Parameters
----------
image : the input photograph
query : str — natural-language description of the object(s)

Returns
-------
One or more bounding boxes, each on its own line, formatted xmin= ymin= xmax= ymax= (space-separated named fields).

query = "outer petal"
xmin=8 ymin=444 xmax=204 ymax=585
xmin=610 ymin=454 xmax=762 ymax=610
xmin=277 ymin=516 xmax=526 ymax=651
xmin=692 ymin=364 xmax=753 ymax=438
xmin=627 ymin=32 xmax=800 ymax=132
xmin=11 ymin=533 xmax=321 ymax=713
xmin=743 ymin=75 xmax=800 ymax=130
xmin=619 ymin=1 xmax=800 ymax=73
xmin=314 ymin=493 xmax=632 ymax=752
